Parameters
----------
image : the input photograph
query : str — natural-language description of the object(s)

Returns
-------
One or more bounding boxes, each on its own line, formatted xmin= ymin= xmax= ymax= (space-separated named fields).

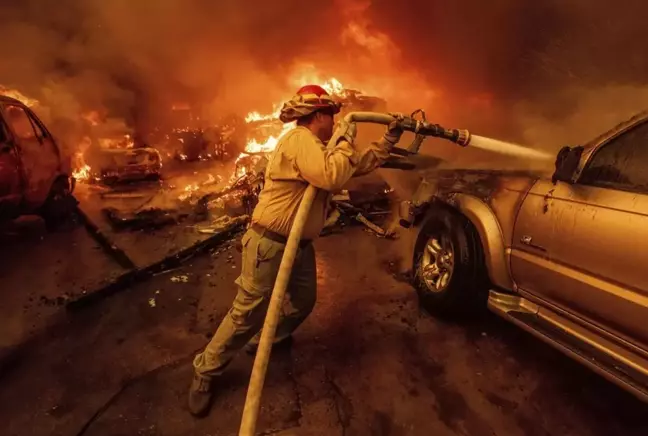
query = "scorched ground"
xmin=0 ymin=225 xmax=646 ymax=436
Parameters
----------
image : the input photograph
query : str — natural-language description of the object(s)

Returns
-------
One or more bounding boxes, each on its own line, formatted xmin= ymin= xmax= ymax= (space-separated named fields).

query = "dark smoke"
xmin=2 ymin=0 xmax=648 ymax=156
xmin=0 ymin=0 xmax=343 ymax=148
xmin=368 ymin=0 xmax=648 ymax=146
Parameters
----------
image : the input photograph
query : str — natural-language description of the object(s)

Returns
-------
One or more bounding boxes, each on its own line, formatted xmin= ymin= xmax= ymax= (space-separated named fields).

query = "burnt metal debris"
xmin=90 ymin=144 xmax=394 ymax=238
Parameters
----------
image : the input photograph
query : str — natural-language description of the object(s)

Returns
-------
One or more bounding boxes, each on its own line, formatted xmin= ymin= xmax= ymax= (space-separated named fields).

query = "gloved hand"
xmin=383 ymin=119 xmax=404 ymax=146
xmin=333 ymin=119 xmax=357 ymax=145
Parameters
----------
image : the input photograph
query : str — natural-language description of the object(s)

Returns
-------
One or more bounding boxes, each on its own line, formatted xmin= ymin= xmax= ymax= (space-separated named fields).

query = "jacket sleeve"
xmin=352 ymin=137 xmax=392 ymax=177
xmin=294 ymin=131 xmax=359 ymax=192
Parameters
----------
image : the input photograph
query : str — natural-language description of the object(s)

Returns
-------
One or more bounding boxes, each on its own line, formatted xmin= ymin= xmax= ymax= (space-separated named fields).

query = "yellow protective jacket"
xmin=251 ymin=126 xmax=391 ymax=240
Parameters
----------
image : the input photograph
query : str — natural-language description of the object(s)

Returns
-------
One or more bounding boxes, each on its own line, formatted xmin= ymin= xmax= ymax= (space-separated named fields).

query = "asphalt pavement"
xmin=0 ymin=226 xmax=646 ymax=436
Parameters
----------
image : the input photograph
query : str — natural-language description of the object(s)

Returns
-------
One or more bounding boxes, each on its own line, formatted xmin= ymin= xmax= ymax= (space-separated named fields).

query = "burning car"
xmin=77 ymin=132 xmax=163 ymax=185
xmin=0 ymin=95 xmax=76 ymax=227
xmin=338 ymin=88 xmax=387 ymax=113
xmin=400 ymin=111 xmax=648 ymax=402
xmin=95 ymin=146 xmax=162 ymax=185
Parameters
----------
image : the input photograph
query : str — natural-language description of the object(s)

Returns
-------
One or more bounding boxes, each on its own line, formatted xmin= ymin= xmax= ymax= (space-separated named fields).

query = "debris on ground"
xmin=100 ymin=191 xmax=151 ymax=200
xmin=38 ymin=293 xmax=74 ymax=307
xmin=322 ymin=182 xmax=399 ymax=238
xmin=323 ymin=208 xmax=342 ymax=229
xmin=355 ymin=213 xmax=391 ymax=237
xmin=170 ymin=275 xmax=189 ymax=283
xmin=102 ymin=207 xmax=181 ymax=231
xmin=195 ymin=214 xmax=249 ymax=235
xmin=95 ymin=154 xmax=265 ymax=234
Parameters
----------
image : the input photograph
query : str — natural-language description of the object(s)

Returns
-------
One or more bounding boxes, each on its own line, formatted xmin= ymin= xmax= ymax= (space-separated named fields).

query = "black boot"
xmin=188 ymin=373 xmax=214 ymax=417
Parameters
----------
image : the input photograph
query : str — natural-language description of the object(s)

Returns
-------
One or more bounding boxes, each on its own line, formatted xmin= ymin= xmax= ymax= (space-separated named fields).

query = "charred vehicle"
xmin=401 ymin=112 xmax=648 ymax=402
xmin=338 ymin=89 xmax=387 ymax=113
xmin=95 ymin=146 xmax=162 ymax=184
xmin=0 ymin=95 xmax=75 ymax=226
xmin=80 ymin=132 xmax=163 ymax=185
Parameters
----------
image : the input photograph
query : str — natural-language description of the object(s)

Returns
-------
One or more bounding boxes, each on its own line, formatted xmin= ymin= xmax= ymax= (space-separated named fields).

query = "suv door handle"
xmin=521 ymin=235 xmax=546 ymax=251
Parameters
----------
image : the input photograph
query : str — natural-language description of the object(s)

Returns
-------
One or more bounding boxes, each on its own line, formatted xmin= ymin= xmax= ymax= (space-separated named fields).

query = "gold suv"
xmin=401 ymin=112 xmax=648 ymax=402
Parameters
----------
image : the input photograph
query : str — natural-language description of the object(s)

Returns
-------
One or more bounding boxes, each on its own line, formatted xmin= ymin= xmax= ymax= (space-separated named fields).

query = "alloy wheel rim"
xmin=420 ymin=234 xmax=454 ymax=293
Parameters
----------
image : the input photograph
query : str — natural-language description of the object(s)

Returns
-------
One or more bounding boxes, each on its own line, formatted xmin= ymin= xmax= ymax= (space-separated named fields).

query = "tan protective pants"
xmin=193 ymin=228 xmax=316 ymax=378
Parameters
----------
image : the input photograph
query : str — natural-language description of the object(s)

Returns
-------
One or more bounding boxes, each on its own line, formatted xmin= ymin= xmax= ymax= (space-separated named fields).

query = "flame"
xmin=321 ymin=78 xmax=347 ymax=97
xmin=0 ymin=86 xmax=39 ymax=107
xmin=245 ymin=109 xmax=280 ymax=123
xmin=178 ymin=173 xmax=223 ymax=201
xmin=230 ymin=74 xmax=356 ymax=183
xmin=244 ymin=121 xmax=296 ymax=154
xmin=179 ymin=183 xmax=200 ymax=201
xmin=241 ymin=75 xmax=350 ymax=157
xmin=70 ymin=144 xmax=94 ymax=182
xmin=73 ymin=164 xmax=92 ymax=181
xmin=99 ymin=134 xmax=134 ymax=149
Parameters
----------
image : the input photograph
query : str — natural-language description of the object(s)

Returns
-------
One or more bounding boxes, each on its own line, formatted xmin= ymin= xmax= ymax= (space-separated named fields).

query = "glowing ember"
xmin=179 ymin=183 xmax=200 ymax=201
xmin=178 ymin=173 xmax=223 ymax=201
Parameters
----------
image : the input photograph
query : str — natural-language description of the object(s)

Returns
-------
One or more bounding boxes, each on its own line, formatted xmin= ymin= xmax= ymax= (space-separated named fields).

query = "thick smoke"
xmin=0 ymin=0 xmax=344 ymax=145
xmin=367 ymin=0 xmax=648 ymax=146
xmin=2 ymin=0 xmax=648 ymax=157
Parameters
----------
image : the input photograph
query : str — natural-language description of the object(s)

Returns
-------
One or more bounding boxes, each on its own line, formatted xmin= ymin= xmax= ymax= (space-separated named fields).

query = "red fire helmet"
xmin=296 ymin=84 xmax=330 ymax=97
xmin=279 ymin=84 xmax=342 ymax=122
xmin=294 ymin=84 xmax=341 ymax=113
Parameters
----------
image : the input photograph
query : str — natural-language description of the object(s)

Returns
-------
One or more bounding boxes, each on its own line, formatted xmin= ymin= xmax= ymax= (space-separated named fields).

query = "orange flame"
xmin=72 ymin=164 xmax=91 ymax=181
xmin=0 ymin=86 xmax=39 ymax=107
xmin=241 ymin=76 xmax=351 ymax=156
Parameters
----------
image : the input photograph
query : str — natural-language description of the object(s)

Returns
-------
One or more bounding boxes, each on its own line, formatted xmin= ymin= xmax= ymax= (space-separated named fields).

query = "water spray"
xmin=468 ymin=135 xmax=553 ymax=161
xmin=343 ymin=110 xmax=550 ymax=163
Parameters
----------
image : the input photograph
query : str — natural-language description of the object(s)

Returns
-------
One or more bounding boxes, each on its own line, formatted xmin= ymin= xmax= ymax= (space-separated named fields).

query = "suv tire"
xmin=413 ymin=208 xmax=489 ymax=317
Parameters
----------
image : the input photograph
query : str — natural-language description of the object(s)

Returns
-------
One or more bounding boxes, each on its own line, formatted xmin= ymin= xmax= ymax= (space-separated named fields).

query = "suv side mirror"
xmin=552 ymin=145 xmax=584 ymax=184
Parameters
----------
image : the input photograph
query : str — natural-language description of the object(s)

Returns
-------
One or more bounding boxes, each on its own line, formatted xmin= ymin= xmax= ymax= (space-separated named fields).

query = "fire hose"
xmin=238 ymin=111 xmax=471 ymax=436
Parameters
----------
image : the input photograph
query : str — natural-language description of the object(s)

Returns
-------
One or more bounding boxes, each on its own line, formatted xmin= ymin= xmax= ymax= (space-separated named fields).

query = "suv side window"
xmin=579 ymin=121 xmax=648 ymax=194
xmin=27 ymin=111 xmax=45 ymax=140
xmin=4 ymin=105 xmax=38 ymax=141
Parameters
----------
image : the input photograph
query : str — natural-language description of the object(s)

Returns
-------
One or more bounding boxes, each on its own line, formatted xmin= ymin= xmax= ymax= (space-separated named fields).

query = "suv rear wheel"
xmin=413 ymin=208 xmax=489 ymax=316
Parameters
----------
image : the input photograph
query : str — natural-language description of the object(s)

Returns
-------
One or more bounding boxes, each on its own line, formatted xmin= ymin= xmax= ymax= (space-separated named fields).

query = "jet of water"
xmin=468 ymin=135 xmax=554 ymax=161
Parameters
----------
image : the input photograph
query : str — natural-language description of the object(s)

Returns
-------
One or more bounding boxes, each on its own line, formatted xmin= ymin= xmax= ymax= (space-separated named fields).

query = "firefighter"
xmin=188 ymin=84 xmax=403 ymax=416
